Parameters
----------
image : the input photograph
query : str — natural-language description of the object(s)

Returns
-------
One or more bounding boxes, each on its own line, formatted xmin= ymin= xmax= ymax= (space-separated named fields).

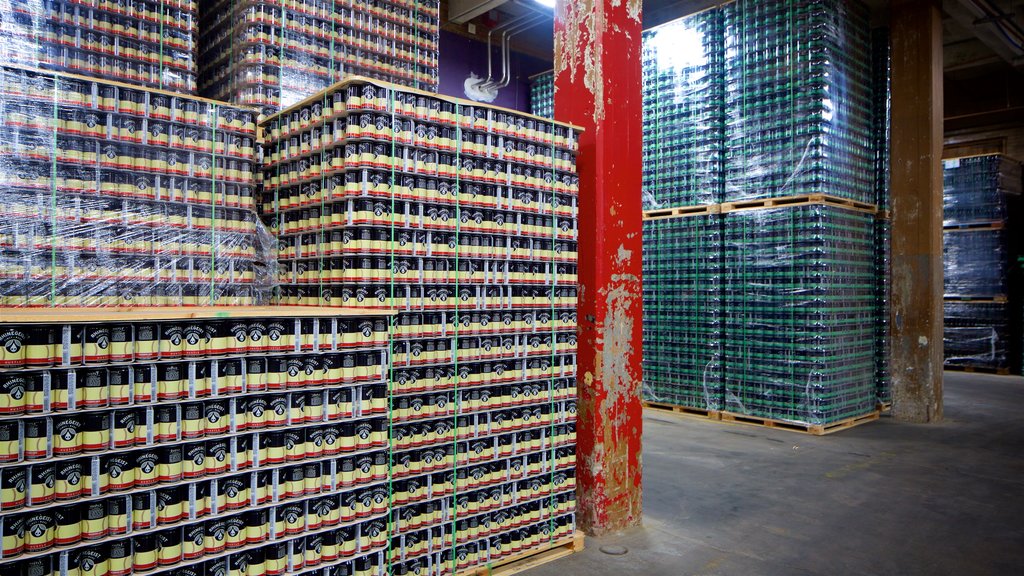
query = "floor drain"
xmin=599 ymin=545 xmax=628 ymax=556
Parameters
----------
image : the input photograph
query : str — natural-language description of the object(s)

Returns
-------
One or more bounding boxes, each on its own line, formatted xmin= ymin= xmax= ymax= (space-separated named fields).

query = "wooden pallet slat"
xmin=942 ymin=221 xmax=1005 ymax=232
xmin=642 ymin=204 xmax=721 ymax=221
xmin=718 ymin=410 xmax=880 ymax=436
xmin=945 ymin=364 xmax=1011 ymax=375
xmin=719 ymin=193 xmax=877 ymax=215
xmin=467 ymin=534 xmax=585 ymax=576
xmin=642 ymin=401 xmax=722 ymax=420
xmin=942 ymin=295 xmax=1008 ymax=303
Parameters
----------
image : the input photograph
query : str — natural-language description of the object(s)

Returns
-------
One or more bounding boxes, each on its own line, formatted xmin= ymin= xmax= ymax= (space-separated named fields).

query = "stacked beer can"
xmin=198 ymin=0 xmax=441 ymax=112
xmin=641 ymin=0 xmax=884 ymax=428
xmin=0 ymin=0 xmax=199 ymax=92
xmin=258 ymin=77 xmax=580 ymax=573
xmin=641 ymin=9 xmax=723 ymax=210
xmin=942 ymin=155 xmax=1021 ymax=373
xmin=529 ymin=72 xmax=553 ymax=119
xmin=642 ymin=214 xmax=722 ymax=410
xmin=871 ymin=28 xmax=892 ymax=405
xmin=0 ymin=311 xmax=398 ymax=576
xmin=0 ymin=65 xmax=272 ymax=307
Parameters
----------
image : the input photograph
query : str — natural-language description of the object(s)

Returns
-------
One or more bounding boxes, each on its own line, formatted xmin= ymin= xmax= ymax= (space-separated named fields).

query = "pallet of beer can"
xmin=0 ymin=307 xmax=400 ymax=576
xmin=0 ymin=64 xmax=272 ymax=308
xmin=721 ymin=201 xmax=879 ymax=427
xmin=529 ymin=71 xmax=553 ymax=119
xmin=0 ymin=0 xmax=198 ymax=93
xmin=870 ymin=27 xmax=892 ymax=407
xmin=198 ymin=0 xmax=441 ymax=113
xmin=257 ymin=76 xmax=582 ymax=575
xmin=641 ymin=8 xmax=724 ymax=210
xmin=723 ymin=0 xmax=875 ymax=205
xmin=642 ymin=211 xmax=723 ymax=411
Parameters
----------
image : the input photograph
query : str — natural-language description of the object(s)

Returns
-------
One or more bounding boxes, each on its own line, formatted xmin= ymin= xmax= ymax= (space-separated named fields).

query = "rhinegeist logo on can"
xmin=0 ymin=327 xmax=27 ymax=357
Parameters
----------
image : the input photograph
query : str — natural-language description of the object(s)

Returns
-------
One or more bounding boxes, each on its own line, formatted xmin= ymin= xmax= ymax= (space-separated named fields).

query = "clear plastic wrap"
xmin=0 ymin=309 xmax=397 ymax=574
xmin=944 ymin=301 xmax=1009 ymax=370
xmin=0 ymin=0 xmax=197 ymax=92
xmin=721 ymin=204 xmax=877 ymax=425
xmin=870 ymin=28 xmax=891 ymax=403
xmin=0 ymin=65 xmax=276 ymax=307
xmin=943 ymin=228 xmax=1008 ymax=298
xmin=942 ymin=155 xmax=1021 ymax=227
xmin=723 ymin=0 xmax=875 ymax=205
xmin=198 ymin=0 xmax=440 ymax=113
xmin=257 ymin=78 xmax=581 ymax=573
xmin=529 ymin=70 xmax=553 ymax=119
xmin=642 ymin=214 xmax=722 ymax=410
xmin=641 ymin=9 xmax=724 ymax=209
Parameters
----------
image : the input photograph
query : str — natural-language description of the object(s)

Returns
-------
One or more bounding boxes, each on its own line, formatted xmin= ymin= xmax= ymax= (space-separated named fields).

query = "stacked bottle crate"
xmin=641 ymin=9 xmax=723 ymax=210
xmin=0 ymin=0 xmax=198 ymax=92
xmin=197 ymin=0 xmax=440 ymax=112
xmin=0 ymin=309 xmax=395 ymax=576
xmin=528 ymin=71 xmax=553 ymax=120
xmin=0 ymin=65 xmax=271 ymax=307
xmin=942 ymin=155 xmax=1021 ymax=373
xmin=871 ymin=28 xmax=892 ymax=405
xmin=723 ymin=0 xmax=875 ymax=205
xmin=641 ymin=0 xmax=883 ymax=429
xmin=641 ymin=212 xmax=723 ymax=410
xmin=258 ymin=77 xmax=580 ymax=573
xmin=720 ymin=204 xmax=878 ymax=425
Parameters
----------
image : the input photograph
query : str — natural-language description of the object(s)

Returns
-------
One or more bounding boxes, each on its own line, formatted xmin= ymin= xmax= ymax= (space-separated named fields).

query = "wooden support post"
xmin=553 ymin=0 xmax=644 ymax=534
xmin=889 ymin=0 xmax=944 ymax=422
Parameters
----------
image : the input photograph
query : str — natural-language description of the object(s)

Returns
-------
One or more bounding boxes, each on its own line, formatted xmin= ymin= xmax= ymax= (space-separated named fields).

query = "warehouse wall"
xmin=438 ymin=30 xmax=550 ymax=111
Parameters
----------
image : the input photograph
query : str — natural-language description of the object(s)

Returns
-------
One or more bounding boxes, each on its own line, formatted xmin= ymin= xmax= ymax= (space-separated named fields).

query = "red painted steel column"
xmin=554 ymin=0 xmax=644 ymax=535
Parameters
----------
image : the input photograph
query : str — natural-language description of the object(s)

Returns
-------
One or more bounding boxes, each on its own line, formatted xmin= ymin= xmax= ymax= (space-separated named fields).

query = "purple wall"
xmin=438 ymin=30 xmax=551 ymax=112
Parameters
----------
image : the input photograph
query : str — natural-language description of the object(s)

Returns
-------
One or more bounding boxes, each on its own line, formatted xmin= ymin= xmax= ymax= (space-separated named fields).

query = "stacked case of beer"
xmin=942 ymin=154 xmax=1021 ymax=373
xmin=258 ymin=78 xmax=580 ymax=573
xmin=528 ymin=71 xmax=553 ymax=120
xmin=0 ymin=65 xmax=273 ymax=307
xmin=0 ymin=0 xmax=199 ymax=93
xmin=640 ymin=0 xmax=884 ymax=428
xmin=198 ymin=0 xmax=441 ymax=113
xmin=0 ymin=309 xmax=398 ymax=576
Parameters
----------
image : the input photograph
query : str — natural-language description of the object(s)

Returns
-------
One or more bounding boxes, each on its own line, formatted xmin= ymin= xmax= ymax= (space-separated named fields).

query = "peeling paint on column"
xmin=555 ymin=0 xmax=644 ymax=536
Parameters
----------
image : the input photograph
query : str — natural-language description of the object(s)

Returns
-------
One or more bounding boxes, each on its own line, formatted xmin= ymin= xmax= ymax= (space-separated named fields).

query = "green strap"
xmin=49 ymin=76 xmax=59 ymax=306
xmin=550 ymin=123 xmax=560 ymax=544
xmin=386 ymin=85 xmax=398 ymax=575
xmin=209 ymin=103 xmax=219 ymax=305
xmin=449 ymin=100 xmax=463 ymax=576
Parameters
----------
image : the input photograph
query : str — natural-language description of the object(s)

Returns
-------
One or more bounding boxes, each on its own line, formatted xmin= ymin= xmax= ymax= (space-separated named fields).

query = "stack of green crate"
xmin=872 ymin=28 xmax=892 ymax=405
xmin=719 ymin=0 xmax=878 ymax=425
xmin=640 ymin=0 xmax=882 ymax=427
xmin=721 ymin=205 xmax=877 ymax=424
xmin=942 ymin=154 xmax=1020 ymax=373
xmin=530 ymin=71 xmax=554 ymax=119
xmin=642 ymin=215 xmax=723 ymax=410
xmin=641 ymin=9 xmax=725 ymax=210
xmin=723 ymin=0 xmax=875 ymax=205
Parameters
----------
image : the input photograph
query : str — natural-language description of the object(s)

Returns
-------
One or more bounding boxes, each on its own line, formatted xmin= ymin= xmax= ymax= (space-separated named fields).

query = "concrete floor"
xmin=530 ymin=371 xmax=1024 ymax=576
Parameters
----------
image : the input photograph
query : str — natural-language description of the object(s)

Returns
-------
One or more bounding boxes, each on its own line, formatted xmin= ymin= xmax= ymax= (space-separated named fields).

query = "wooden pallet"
xmin=942 ymin=295 xmax=1008 ymax=303
xmin=945 ymin=365 xmax=1011 ymax=375
xmin=877 ymin=402 xmax=892 ymax=413
xmin=466 ymin=534 xmax=585 ymax=576
xmin=718 ymin=410 xmax=880 ymax=436
xmin=942 ymin=221 xmax=1004 ymax=232
xmin=642 ymin=204 xmax=721 ymax=221
xmin=719 ymin=193 xmax=877 ymax=215
xmin=642 ymin=401 xmax=722 ymax=420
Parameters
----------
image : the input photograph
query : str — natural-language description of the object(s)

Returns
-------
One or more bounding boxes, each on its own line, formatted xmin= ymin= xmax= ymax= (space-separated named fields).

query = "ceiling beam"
xmin=943 ymin=0 xmax=1024 ymax=68
xmin=448 ymin=0 xmax=511 ymax=24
